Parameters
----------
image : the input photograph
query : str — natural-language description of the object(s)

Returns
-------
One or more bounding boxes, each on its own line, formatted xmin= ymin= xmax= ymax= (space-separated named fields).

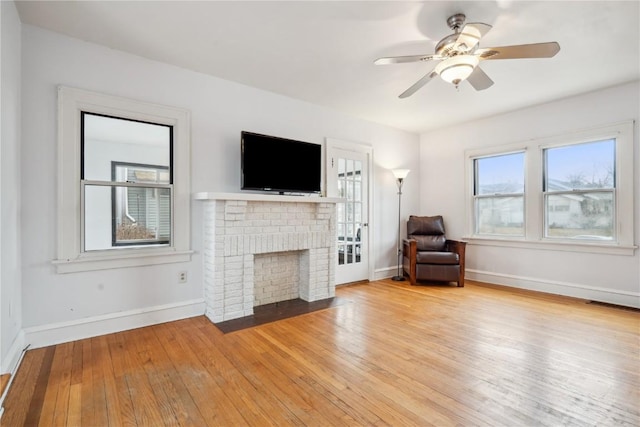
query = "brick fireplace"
xmin=195 ymin=192 xmax=343 ymax=323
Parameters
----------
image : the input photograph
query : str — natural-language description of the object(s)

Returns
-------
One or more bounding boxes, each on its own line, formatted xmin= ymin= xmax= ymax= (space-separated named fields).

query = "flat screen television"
xmin=241 ymin=131 xmax=322 ymax=194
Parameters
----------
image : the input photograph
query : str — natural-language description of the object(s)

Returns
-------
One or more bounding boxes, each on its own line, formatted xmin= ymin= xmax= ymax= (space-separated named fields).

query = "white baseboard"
xmin=374 ymin=266 xmax=397 ymax=281
xmin=1 ymin=329 xmax=26 ymax=374
xmin=375 ymin=265 xmax=639 ymax=308
xmin=467 ymin=269 xmax=640 ymax=308
xmin=23 ymin=298 xmax=206 ymax=350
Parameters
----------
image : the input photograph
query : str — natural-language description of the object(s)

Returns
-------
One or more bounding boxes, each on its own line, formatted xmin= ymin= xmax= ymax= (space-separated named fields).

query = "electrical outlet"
xmin=179 ymin=271 xmax=188 ymax=283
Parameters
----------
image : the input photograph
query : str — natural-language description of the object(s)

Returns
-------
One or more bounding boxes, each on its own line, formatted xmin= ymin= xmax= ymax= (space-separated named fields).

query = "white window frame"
xmin=542 ymin=140 xmax=616 ymax=241
xmin=465 ymin=121 xmax=636 ymax=256
xmin=473 ymin=150 xmax=526 ymax=237
xmin=54 ymin=86 xmax=192 ymax=273
xmin=110 ymin=161 xmax=171 ymax=247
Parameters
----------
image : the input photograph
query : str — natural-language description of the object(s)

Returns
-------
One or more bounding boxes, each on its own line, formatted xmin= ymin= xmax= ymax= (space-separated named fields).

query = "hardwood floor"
xmin=2 ymin=280 xmax=639 ymax=426
xmin=0 ymin=374 xmax=9 ymax=397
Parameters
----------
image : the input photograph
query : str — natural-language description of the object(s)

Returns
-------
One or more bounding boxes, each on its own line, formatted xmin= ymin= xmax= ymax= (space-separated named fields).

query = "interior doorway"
xmin=325 ymin=139 xmax=372 ymax=285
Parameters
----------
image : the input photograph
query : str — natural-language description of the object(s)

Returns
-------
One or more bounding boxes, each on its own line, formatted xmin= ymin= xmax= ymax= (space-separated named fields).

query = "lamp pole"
xmin=391 ymin=169 xmax=409 ymax=281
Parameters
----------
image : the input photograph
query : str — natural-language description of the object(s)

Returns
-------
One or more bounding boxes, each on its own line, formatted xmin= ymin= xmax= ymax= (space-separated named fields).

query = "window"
xmin=55 ymin=86 xmax=192 ymax=272
xmin=544 ymin=140 xmax=615 ymax=240
xmin=82 ymin=112 xmax=173 ymax=250
xmin=474 ymin=152 xmax=525 ymax=236
xmin=466 ymin=121 xmax=635 ymax=255
xmin=111 ymin=162 xmax=171 ymax=247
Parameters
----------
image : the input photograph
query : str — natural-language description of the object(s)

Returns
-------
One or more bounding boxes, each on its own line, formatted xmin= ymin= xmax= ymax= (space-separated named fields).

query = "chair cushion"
xmin=407 ymin=215 xmax=446 ymax=251
xmin=416 ymin=251 xmax=459 ymax=265
xmin=407 ymin=215 xmax=445 ymax=235
xmin=410 ymin=235 xmax=446 ymax=251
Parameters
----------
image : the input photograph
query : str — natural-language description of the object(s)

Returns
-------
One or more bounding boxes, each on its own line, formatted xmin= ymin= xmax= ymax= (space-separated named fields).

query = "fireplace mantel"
xmin=195 ymin=192 xmax=342 ymax=323
xmin=194 ymin=191 xmax=344 ymax=204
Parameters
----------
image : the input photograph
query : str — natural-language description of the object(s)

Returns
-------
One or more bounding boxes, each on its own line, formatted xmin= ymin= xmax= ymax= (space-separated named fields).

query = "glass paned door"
xmin=326 ymin=142 xmax=370 ymax=284
xmin=336 ymin=157 xmax=363 ymax=266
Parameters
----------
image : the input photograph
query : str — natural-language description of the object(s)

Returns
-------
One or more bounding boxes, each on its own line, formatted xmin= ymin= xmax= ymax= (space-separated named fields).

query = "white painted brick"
xmin=204 ymin=198 xmax=337 ymax=321
xmin=224 ymin=308 xmax=245 ymax=319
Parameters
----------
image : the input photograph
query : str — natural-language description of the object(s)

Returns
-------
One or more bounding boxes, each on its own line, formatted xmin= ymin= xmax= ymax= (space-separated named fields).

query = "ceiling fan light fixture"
xmin=435 ymin=55 xmax=479 ymax=85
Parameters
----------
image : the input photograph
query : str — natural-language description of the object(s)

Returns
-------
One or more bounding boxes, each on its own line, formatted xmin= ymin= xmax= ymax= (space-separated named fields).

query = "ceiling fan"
xmin=375 ymin=13 xmax=560 ymax=98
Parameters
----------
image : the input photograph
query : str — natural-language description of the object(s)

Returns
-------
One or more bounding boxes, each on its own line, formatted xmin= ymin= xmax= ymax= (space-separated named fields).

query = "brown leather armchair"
xmin=402 ymin=215 xmax=466 ymax=287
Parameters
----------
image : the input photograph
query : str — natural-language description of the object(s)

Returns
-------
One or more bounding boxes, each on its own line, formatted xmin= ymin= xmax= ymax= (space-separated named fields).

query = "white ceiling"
xmin=15 ymin=1 xmax=640 ymax=134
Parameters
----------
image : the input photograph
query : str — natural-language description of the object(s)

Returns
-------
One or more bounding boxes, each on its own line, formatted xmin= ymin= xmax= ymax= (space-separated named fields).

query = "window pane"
xmin=545 ymin=139 xmax=614 ymax=190
xmin=84 ymin=185 xmax=113 ymax=251
xmin=354 ymin=202 xmax=362 ymax=223
xmin=113 ymin=163 xmax=169 ymax=184
xmin=338 ymin=243 xmax=345 ymax=265
xmin=476 ymin=196 xmax=524 ymax=236
xmin=85 ymin=184 xmax=171 ymax=251
xmin=82 ymin=113 xmax=171 ymax=181
xmin=546 ymin=192 xmax=614 ymax=240
xmin=354 ymin=160 xmax=362 ymax=181
xmin=476 ymin=152 xmax=524 ymax=195
xmin=337 ymin=179 xmax=345 ymax=198
xmin=337 ymin=203 xmax=345 ymax=225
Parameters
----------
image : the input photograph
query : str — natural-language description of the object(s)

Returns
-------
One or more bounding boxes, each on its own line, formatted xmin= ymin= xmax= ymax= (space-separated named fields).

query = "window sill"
xmin=463 ymin=236 xmax=636 ymax=256
xmin=53 ymin=249 xmax=194 ymax=273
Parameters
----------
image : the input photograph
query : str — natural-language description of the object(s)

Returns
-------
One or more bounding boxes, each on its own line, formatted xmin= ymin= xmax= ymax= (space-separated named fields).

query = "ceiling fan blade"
xmin=466 ymin=66 xmax=494 ymax=91
xmin=456 ymin=22 xmax=492 ymax=52
xmin=374 ymin=54 xmax=441 ymax=65
xmin=399 ymin=70 xmax=438 ymax=98
xmin=476 ymin=42 xmax=560 ymax=60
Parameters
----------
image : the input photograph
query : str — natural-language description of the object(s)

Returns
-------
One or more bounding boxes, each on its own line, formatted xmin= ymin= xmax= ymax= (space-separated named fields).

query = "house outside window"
xmin=55 ymin=86 xmax=191 ymax=273
xmin=111 ymin=162 xmax=171 ymax=247
xmin=544 ymin=139 xmax=615 ymax=240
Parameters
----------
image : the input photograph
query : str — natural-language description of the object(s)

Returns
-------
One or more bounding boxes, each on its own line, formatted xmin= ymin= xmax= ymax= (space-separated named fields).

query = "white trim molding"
xmin=55 ymin=86 xmax=192 ymax=273
xmin=325 ymin=138 xmax=375 ymax=284
xmin=467 ymin=269 xmax=640 ymax=308
xmin=23 ymin=298 xmax=205 ymax=349
xmin=464 ymin=120 xmax=635 ymax=254
xmin=0 ymin=330 xmax=26 ymax=375
xmin=464 ymin=237 xmax=636 ymax=256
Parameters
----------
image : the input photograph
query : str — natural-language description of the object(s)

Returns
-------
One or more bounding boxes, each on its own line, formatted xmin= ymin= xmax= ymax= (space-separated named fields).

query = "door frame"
xmin=325 ymin=138 xmax=374 ymax=284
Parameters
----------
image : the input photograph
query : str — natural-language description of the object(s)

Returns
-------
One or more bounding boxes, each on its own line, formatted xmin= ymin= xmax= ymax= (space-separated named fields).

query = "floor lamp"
xmin=391 ymin=169 xmax=410 ymax=281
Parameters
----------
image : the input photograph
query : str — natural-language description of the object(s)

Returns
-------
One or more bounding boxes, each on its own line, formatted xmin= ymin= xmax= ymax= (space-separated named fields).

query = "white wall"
xmin=20 ymin=25 xmax=419 ymax=341
xmin=1 ymin=0 xmax=23 ymax=371
xmin=420 ymin=81 xmax=640 ymax=307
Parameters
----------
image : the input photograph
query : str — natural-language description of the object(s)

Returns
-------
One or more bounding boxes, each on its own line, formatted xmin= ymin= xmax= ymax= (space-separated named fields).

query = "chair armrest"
xmin=446 ymin=239 xmax=467 ymax=284
xmin=402 ymin=238 xmax=417 ymax=258
xmin=401 ymin=238 xmax=417 ymax=284
xmin=446 ymin=239 xmax=466 ymax=255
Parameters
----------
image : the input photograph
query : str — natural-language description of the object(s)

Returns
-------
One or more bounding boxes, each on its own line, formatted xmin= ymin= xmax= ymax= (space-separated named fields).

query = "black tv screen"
xmin=241 ymin=131 xmax=322 ymax=194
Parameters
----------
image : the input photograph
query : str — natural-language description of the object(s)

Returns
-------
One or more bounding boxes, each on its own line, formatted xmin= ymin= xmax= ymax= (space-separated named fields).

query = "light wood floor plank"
xmin=39 ymin=341 xmax=73 ymax=427
xmin=1 ymin=346 xmax=46 ymax=426
xmin=93 ymin=335 xmax=121 ymax=426
xmin=195 ymin=323 xmax=303 ymax=425
xmin=105 ymin=332 xmax=138 ymax=427
xmin=153 ymin=320 xmax=245 ymax=426
xmin=2 ymin=280 xmax=638 ymax=427
xmin=79 ymin=337 xmax=95 ymax=426
xmin=0 ymin=374 xmax=9 ymax=398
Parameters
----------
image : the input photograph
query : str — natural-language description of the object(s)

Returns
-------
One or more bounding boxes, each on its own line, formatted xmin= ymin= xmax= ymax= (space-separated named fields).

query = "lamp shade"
xmin=435 ymin=55 xmax=479 ymax=85
xmin=391 ymin=169 xmax=410 ymax=180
